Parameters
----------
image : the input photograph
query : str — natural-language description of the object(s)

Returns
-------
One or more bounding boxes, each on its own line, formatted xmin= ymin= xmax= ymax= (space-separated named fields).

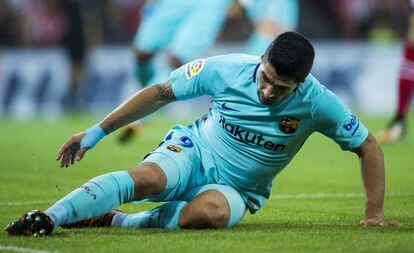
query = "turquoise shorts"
xmin=141 ymin=128 xmax=247 ymax=227
xmin=133 ymin=0 xmax=231 ymax=63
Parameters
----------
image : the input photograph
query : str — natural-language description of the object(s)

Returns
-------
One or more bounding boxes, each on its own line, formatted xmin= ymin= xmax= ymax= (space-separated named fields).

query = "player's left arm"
xmin=312 ymin=86 xmax=401 ymax=227
xmin=350 ymin=133 xmax=401 ymax=227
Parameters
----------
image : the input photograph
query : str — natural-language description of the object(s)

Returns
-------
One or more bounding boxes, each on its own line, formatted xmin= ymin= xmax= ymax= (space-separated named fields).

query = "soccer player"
xmin=119 ymin=0 xmax=232 ymax=142
xmin=378 ymin=0 xmax=414 ymax=143
xmin=5 ymin=32 xmax=400 ymax=237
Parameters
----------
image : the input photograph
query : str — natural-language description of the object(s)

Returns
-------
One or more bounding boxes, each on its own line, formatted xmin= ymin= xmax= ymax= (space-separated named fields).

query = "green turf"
xmin=0 ymin=114 xmax=413 ymax=253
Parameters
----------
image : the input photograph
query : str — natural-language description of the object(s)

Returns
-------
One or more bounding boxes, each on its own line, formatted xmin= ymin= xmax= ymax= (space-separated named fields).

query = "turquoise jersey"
xmin=169 ymin=54 xmax=369 ymax=213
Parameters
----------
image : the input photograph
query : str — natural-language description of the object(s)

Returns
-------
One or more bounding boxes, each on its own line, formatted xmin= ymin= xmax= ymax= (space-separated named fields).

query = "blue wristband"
xmin=80 ymin=124 xmax=106 ymax=150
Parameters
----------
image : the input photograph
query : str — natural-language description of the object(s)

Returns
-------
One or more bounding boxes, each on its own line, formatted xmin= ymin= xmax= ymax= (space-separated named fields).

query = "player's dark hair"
xmin=265 ymin=31 xmax=315 ymax=83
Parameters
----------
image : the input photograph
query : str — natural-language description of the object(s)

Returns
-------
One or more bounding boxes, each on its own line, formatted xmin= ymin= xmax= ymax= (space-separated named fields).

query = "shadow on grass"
xmin=236 ymin=222 xmax=413 ymax=233
xmin=2 ymin=221 xmax=412 ymax=241
xmin=36 ymin=221 xmax=412 ymax=238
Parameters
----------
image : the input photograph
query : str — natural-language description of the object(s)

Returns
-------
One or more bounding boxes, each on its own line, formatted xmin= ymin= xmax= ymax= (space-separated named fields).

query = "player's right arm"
xmin=99 ymin=81 xmax=176 ymax=134
xmin=57 ymin=55 xmax=224 ymax=168
xmin=56 ymin=81 xmax=176 ymax=168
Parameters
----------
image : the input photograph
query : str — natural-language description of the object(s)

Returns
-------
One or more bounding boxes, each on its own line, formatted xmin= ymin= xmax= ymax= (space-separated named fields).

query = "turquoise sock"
xmin=112 ymin=201 xmax=186 ymax=229
xmin=45 ymin=171 xmax=134 ymax=228
xmin=134 ymin=60 xmax=154 ymax=87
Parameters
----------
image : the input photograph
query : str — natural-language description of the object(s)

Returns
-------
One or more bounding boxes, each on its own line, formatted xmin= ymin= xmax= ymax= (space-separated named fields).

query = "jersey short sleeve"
xmin=169 ymin=56 xmax=228 ymax=100
xmin=312 ymin=88 xmax=369 ymax=151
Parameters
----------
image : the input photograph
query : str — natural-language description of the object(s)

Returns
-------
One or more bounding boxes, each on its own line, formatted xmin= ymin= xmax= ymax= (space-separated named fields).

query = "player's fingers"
xmin=384 ymin=220 xmax=402 ymax=227
xmin=65 ymin=151 xmax=72 ymax=168
xmin=76 ymin=148 xmax=87 ymax=161
xmin=56 ymin=152 xmax=62 ymax=161
xmin=359 ymin=219 xmax=368 ymax=227
xmin=56 ymin=139 xmax=73 ymax=161
xmin=360 ymin=219 xmax=383 ymax=227
xmin=56 ymin=144 xmax=67 ymax=161
xmin=60 ymin=151 xmax=68 ymax=168
xmin=70 ymin=151 xmax=75 ymax=165
xmin=62 ymin=148 xmax=74 ymax=168
xmin=69 ymin=144 xmax=80 ymax=165
xmin=64 ymin=152 xmax=71 ymax=168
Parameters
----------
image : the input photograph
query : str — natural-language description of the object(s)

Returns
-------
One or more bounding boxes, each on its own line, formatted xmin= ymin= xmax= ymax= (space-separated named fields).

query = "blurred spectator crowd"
xmin=0 ymin=0 xmax=411 ymax=49
xmin=0 ymin=0 xmax=143 ymax=48
xmin=0 ymin=0 xmax=409 ymax=118
xmin=300 ymin=0 xmax=409 ymax=41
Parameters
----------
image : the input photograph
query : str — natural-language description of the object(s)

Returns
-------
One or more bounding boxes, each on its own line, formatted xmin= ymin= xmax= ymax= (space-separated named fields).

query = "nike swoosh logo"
xmin=221 ymin=103 xmax=240 ymax=112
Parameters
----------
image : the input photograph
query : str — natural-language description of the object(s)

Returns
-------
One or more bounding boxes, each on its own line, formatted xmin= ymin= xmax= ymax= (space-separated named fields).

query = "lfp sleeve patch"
xmin=185 ymin=59 xmax=205 ymax=80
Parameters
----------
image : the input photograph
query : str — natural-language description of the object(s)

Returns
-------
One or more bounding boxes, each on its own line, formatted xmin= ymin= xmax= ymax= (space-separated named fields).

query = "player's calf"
xmin=62 ymin=210 xmax=123 ymax=229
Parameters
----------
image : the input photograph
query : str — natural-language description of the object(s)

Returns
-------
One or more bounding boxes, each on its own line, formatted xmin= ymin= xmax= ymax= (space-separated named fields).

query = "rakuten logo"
xmin=219 ymin=116 xmax=286 ymax=151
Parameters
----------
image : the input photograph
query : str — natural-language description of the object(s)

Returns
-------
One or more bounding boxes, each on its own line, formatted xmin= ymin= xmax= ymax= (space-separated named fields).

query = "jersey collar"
xmin=252 ymin=63 xmax=260 ymax=83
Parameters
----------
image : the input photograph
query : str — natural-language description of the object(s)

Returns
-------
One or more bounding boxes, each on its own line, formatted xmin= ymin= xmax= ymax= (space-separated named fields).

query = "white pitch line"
xmin=270 ymin=191 xmax=414 ymax=200
xmin=0 ymin=245 xmax=54 ymax=253
xmin=2 ymin=199 xmax=55 ymax=206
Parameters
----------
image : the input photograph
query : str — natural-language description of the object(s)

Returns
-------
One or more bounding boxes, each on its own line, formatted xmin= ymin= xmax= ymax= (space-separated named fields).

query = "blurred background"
xmin=0 ymin=0 xmax=410 ymax=120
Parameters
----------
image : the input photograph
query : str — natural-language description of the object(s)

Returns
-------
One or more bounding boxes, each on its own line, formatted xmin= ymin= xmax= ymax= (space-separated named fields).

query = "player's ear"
xmin=260 ymin=55 xmax=264 ymax=61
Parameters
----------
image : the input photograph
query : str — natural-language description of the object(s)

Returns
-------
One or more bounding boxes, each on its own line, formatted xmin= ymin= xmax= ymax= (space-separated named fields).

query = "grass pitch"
xmin=0 ymin=114 xmax=413 ymax=253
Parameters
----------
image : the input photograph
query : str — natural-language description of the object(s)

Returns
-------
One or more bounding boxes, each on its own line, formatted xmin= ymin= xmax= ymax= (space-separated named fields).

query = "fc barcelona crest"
xmin=166 ymin=145 xmax=182 ymax=153
xmin=279 ymin=116 xmax=299 ymax=134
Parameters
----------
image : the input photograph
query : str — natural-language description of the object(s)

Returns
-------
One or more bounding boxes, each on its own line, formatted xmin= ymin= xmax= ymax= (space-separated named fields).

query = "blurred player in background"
xmin=5 ymin=32 xmax=400 ymax=237
xmin=119 ymin=0 xmax=232 ymax=142
xmin=378 ymin=0 xmax=414 ymax=143
xmin=61 ymin=0 xmax=87 ymax=112
xmin=242 ymin=0 xmax=299 ymax=55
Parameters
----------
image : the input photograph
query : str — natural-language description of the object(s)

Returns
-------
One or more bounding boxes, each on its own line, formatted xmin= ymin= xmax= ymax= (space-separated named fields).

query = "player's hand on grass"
xmin=359 ymin=216 xmax=402 ymax=228
xmin=56 ymin=132 xmax=88 ymax=168
xmin=56 ymin=124 xmax=106 ymax=168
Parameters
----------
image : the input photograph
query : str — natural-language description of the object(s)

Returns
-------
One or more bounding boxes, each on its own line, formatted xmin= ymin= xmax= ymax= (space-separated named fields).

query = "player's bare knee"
xmin=178 ymin=191 xmax=230 ymax=229
xmin=179 ymin=200 xmax=229 ymax=229
xmin=128 ymin=162 xmax=166 ymax=200
xmin=203 ymin=201 xmax=229 ymax=229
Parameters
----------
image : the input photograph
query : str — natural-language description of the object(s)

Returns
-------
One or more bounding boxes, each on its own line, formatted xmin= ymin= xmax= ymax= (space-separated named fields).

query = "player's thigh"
xmin=133 ymin=0 xmax=188 ymax=53
xmin=169 ymin=0 xmax=232 ymax=62
xmin=141 ymin=130 xmax=203 ymax=201
xmin=180 ymin=184 xmax=247 ymax=228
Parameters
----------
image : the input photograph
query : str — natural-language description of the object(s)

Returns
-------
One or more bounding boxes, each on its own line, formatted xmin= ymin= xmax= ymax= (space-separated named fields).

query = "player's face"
xmin=257 ymin=60 xmax=298 ymax=105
